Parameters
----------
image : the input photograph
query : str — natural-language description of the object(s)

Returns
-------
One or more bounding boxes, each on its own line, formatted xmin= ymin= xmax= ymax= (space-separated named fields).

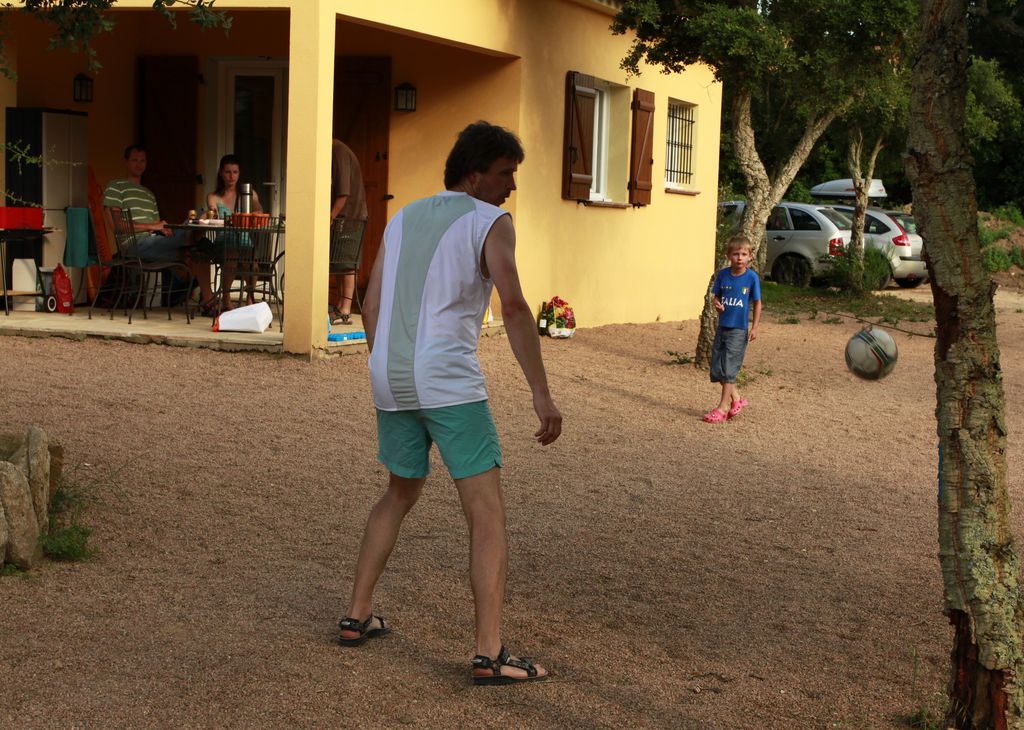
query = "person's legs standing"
xmin=454 ymin=467 xmax=506 ymax=656
xmin=428 ymin=401 xmax=546 ymax=679
xmin=708 ymin=327 xmax=730 ymax=417
xmin=340 ymin=408 xmax=431 ymax=636
xmin=343 ymin=473 xmax=425 ymax=627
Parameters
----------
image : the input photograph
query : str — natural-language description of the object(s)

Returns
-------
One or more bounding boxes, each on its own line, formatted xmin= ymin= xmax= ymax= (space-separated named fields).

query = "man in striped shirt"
xmin=103 ymin=145 xmax=215 ymax=304
xmin=337 ymin=122 xmax=561 ymax=685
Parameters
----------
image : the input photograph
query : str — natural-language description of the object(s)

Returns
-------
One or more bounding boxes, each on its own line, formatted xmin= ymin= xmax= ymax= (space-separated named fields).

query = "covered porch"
xmin=1 ymin=0 xmax=521 ymax=356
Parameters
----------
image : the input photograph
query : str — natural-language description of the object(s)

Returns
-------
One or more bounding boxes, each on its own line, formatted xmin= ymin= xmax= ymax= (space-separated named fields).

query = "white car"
xmin=831 ymin=205 xmax=928 ymax=288
xmin=719 ymin=201 xmax=852 ymax=286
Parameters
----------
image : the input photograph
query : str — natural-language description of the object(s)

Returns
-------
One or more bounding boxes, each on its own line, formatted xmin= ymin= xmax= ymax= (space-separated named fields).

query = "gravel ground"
xmin=2 ymin=287 xmax=1023 ymax=729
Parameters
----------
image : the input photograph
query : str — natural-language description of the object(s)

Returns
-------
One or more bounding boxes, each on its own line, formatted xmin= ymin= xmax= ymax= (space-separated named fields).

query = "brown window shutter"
xmin=629 ymin=88 xmax=655 ymax=206
xmin=563 ymin=71 xmax=596 ymax=201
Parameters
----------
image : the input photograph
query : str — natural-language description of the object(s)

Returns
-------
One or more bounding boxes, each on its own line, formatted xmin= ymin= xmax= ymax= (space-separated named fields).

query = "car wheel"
xmin=896 ymin=278 xmax=925 ymax=288
xmin=771 ymin=255 xmax=812 ymax=287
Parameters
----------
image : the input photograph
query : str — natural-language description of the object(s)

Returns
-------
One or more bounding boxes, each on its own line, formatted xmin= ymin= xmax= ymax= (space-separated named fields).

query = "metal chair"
xmin=329 ymin=216 xmax=366 ymax=317
xmin=104 ymin=208 xmax=193 ymax=324
xmin=221 ymin=214 xmax=284 ymax=330
xmin=88 ymin=209 xmax=134 ymax=321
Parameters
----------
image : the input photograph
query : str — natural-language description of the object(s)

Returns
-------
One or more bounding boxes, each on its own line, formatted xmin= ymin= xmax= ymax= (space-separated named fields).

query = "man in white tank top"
xmin=336 ymin=122 xmax=561 ymax=685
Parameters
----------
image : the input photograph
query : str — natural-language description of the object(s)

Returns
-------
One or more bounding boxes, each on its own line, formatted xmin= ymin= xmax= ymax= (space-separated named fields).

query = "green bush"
xmin=826 ymin=247 xmax=892 ymax=291
xmin=42 ymin=524 xmax=93 ymax=562
xmin=980 ymin=225 xmax=1013 ymax=248
xmin=992 ymin=202 xmax=1024 ymax=227
xmin=983 ymin=245 xmax=1012 ymax=272
xmin=785 ymin=180 xmax=814 ymax=203
xmin=1010 ymin=245 xmax=1024 ymax=269
xmin=862 ymin=248 xmax=893 ymax=290
xmin=42 ymin=482 xmax=95 ymax=563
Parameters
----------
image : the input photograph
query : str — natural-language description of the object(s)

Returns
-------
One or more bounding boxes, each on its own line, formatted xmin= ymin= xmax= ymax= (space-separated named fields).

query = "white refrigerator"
xmin=5 ymin=108 xmax=89 ymax=306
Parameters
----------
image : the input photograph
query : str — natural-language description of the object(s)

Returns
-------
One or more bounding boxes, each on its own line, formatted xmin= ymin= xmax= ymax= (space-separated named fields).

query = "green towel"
xmin=63 ymin=207 xmax=98 ymax=268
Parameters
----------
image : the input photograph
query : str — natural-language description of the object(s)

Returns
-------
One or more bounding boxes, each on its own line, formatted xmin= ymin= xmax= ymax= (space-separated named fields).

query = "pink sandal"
xmin=702 ymin=408 xmax=728 ymax=424
xmin=728 ymin=399 xmax=748 ymax=419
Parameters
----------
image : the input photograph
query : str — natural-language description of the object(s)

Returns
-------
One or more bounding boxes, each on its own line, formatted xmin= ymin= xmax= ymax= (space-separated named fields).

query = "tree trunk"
xmin=846 ymin=130 xmax=884 ymax=296
xmin=695 ymin=88 xmax=842 ymax=369
xmin=905 ymin=0 xmax=1024 ymax=726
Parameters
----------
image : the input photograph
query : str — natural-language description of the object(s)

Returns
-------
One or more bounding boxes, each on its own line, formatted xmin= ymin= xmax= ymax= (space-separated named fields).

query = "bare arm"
xmin=483 ymin=215 xmax=561 ymax=445
xmin=362 ymin=237 xmax=385 ymax=353
xmin=749 ymin=299 xmax=762 ymax=341
xmin=330 ymin=195 xmax=348 ymax=222
xmin=252 ymin=189 xmax=264 ymax=214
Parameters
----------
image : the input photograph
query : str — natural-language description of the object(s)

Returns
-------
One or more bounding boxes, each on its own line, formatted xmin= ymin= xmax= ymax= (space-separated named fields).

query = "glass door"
xmin=214 ymin=61 xmax=287 ymax=216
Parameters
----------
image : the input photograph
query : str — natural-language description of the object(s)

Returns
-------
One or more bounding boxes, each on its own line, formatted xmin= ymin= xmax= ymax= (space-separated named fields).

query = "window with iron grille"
xmin=665 ymin=101 xmax=695 ymax=187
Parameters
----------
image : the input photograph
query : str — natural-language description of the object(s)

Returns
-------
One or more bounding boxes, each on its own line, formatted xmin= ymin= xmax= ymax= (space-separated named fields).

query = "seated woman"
xmin=205 ymin=154 xmax=264 ymax=313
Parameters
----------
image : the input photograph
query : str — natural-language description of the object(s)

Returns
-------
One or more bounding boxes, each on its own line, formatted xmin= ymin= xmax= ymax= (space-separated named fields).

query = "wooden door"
xmin=334 ymin=56 xmax=391 ymax=292
xmin=139 ymin=56 xmax=199 ymax=222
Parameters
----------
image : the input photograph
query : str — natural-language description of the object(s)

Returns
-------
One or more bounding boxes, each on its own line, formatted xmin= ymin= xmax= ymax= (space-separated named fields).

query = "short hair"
xmin=123 ymin=144 xmax=146 ymax=159
xmin=726 ymin=235 xmax=753 ymax=253
xmin=443 ymin=121 xmax=524 ymax=189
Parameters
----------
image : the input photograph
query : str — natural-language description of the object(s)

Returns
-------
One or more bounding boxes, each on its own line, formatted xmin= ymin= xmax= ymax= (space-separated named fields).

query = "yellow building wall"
xmin=509 ymin=1 xmax=722 ymax=325
xmin=3 ymin=0 xmax=721 ymax=350
xmin=334 ymin=1 xmax=721 ymax=325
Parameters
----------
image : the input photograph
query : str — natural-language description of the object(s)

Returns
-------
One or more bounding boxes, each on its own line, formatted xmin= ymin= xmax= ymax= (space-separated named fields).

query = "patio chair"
xmin=104 ymin=207 xmax=193 ymax=324
xmin=220 ymin=214 xmax=284 ymax=331
xmin=329 ymin=216 xmax=366 ymax=316
xmin=88 ymin=208 xmax=135 ymax=321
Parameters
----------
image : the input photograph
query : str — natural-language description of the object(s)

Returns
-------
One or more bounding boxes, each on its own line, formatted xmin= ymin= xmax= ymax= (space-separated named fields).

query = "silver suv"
xmin=831 ymin=205 xmax=927 ymax=288
xmin=718 ymin=201 xmax=852 ymax=286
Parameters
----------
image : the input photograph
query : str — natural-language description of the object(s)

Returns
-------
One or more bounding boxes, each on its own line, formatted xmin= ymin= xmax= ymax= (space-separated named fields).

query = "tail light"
xmin=892 ymin=232 xmax=909 ymax=246
xmin=829 ymin=237 xmax=846 ymax=256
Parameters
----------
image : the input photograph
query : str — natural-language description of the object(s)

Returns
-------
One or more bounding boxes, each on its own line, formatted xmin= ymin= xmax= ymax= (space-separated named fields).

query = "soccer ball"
xmin=845 ymin=327 xmax=898 ymax=380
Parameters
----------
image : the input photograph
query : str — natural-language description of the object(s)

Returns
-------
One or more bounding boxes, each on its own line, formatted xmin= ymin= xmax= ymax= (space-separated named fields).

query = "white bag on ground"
xmin=213 ymin=301 xmax=273 ymax=333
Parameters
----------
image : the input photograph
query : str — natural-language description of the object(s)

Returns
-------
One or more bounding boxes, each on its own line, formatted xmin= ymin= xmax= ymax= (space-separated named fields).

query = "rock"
xmin=26 ymin=427 xmax=52 ymax=534
xmin=0 ymin=433 xmax=20 ymax=461
xmin=0 ymin=461 xmax=42 ymax=569
xmin=0 ymin=498 xmax=9 ymax=566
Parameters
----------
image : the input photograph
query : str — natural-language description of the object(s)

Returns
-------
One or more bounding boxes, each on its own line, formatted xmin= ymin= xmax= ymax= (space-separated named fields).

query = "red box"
xmin=0 ymin=207 xmax=43 ymax=229
xmin=21 ymin=207 xmax=43 ymax=229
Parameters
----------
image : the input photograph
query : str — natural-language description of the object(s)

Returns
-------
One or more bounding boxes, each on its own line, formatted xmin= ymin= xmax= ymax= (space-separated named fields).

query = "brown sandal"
xmin=471 ymin=646 xmax=549 ymax=686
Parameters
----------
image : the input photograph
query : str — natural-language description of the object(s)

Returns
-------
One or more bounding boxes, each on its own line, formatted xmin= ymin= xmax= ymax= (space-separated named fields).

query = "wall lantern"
xmin=73 ymin=73 xmax=93 ymax=103
xmin=394 ymin=82 xmax=416 ymax=112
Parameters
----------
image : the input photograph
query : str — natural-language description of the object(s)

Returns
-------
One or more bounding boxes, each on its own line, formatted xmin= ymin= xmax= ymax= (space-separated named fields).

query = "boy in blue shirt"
xmin=704 ymin=235 xmax=762 ymax=423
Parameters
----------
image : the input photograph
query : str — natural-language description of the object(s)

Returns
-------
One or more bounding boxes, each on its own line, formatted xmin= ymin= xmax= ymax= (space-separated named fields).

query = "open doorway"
xmin=207 ymin=59 xmax=288 ymax=216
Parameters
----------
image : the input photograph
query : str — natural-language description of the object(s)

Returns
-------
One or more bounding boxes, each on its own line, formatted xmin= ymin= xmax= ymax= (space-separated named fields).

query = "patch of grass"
xmin=992 ymin=202 xmax=1024 ymax=227
xmin=42 ymin=523 xmax=93 ymax=562
xmin=42 ymin=476 xmax=97 ymax=563
xmin=736 ymin=367 xmax=773 ymax=387
xmin=905 ymin=706 xmax=945 ymax=729
xmin=979 ymin=225 xmax=1013 ymax=249
xmin=983 ymin=245 xmax=1012 ymax=272
xmin=665 ymin=350 xmax=693 ymax=365
xmin=1 ymin=563 xmax=30 ymax=578
xmin=780 ymin=316 xmax=801 ymax=324
xmin=823 ymin=316 xmax=843 ymax=324
xmin=903 ymin=646 xmax=948 ymax=730
xmin=761 ymin=281 xmax=934 ymax=325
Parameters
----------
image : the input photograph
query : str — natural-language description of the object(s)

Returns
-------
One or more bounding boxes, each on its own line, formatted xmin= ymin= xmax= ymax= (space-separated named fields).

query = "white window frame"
xmin=590 ymin=85 xmax=610 ymax=200
xmin=587 ymin=79 xmax=628 ymax=203
xmin=664 ymin=98 xmax=697 ymax=191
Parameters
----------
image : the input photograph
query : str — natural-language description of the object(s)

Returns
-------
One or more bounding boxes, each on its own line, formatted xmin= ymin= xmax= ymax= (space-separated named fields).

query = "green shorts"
xmin=376 ymin=400 xmax=503 ymax=480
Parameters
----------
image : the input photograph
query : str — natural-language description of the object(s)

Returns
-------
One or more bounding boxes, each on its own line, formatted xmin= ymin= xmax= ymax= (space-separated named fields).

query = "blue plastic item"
xmin=328 ymin=330 xmax=366 ymax=342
